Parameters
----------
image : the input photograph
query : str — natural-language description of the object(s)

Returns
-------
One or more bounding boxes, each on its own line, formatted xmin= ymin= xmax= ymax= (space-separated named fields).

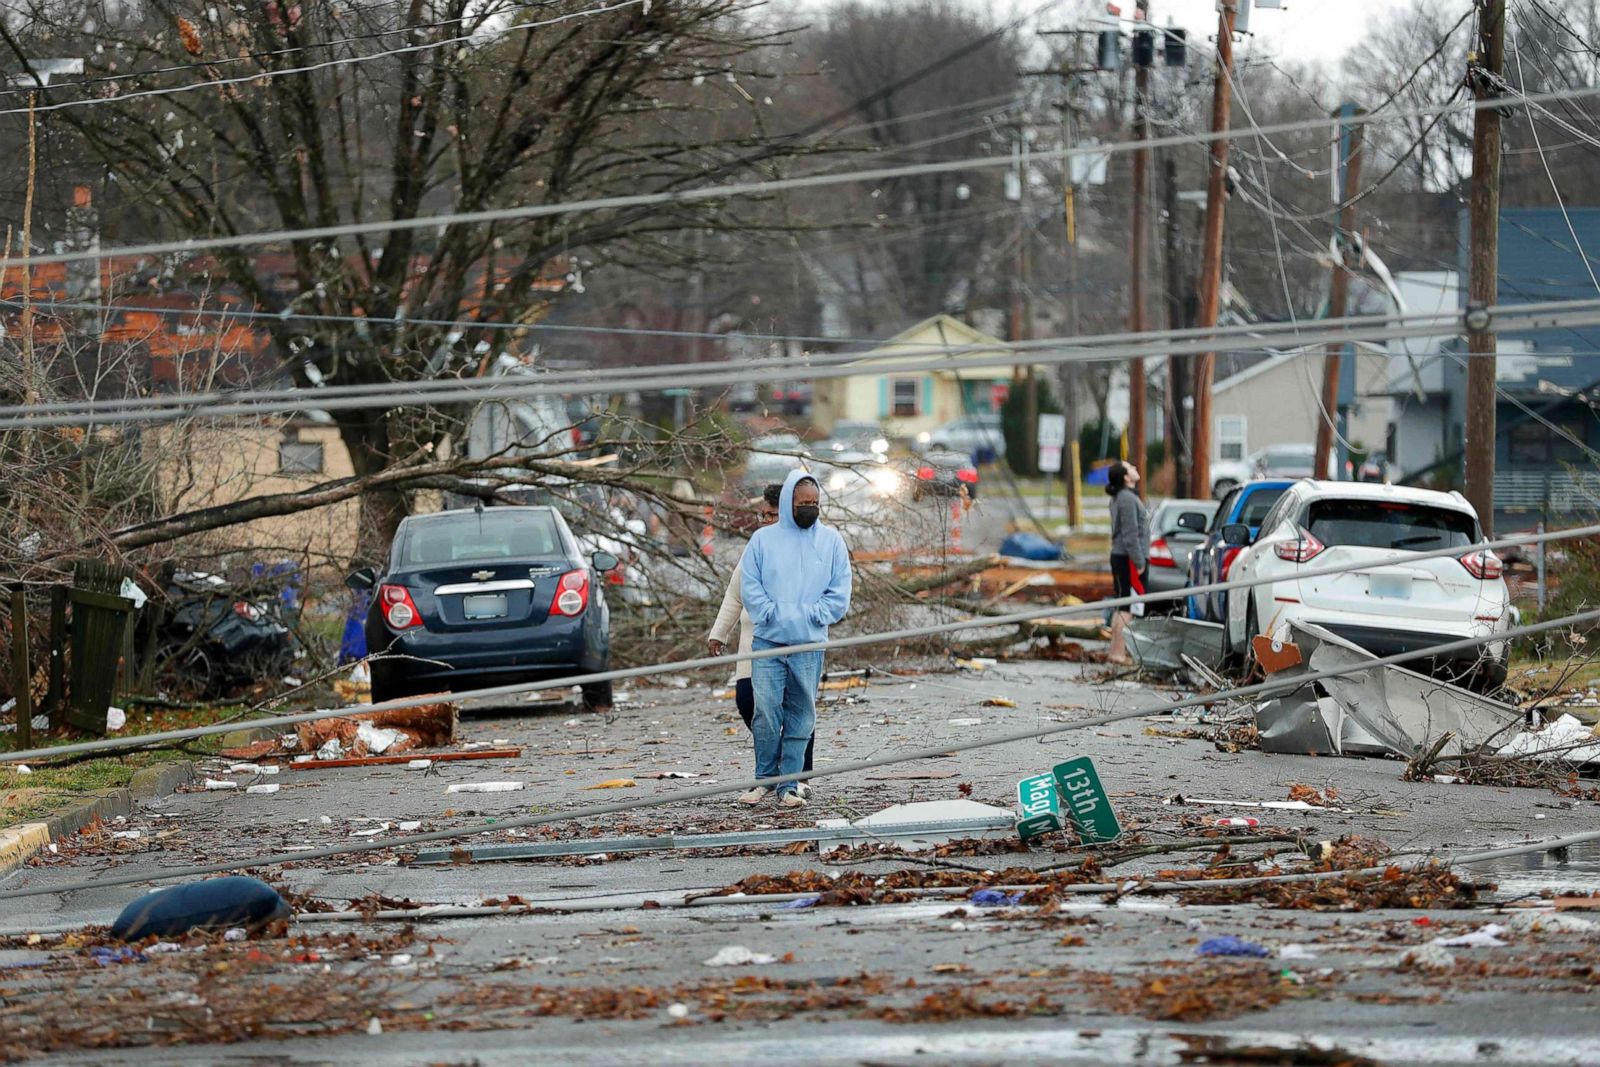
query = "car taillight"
xmin=1460 ymin=549 xmax=1505 ymax=580
xmin=956 ymin=468 xmax=977 ymax=483
xmin=552 ymin=569 xmax=590 ymax=616
xmin=1149 ymin=537 xmax=1176 ymax=568
xmin=379 ymin=584 xmax=421 ymax=630
xmin=1274 ymin=526 xmax=1326 ymax=563
xmin=917 ymin=466 xmax=935 ymax=480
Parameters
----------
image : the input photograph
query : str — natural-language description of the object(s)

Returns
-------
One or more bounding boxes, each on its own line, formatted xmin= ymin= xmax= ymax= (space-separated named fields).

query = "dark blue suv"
xmin=349 ymin=506 xmax=618 ymax=710
xmin=1185 ymin=480 xmax=1294 ymax=623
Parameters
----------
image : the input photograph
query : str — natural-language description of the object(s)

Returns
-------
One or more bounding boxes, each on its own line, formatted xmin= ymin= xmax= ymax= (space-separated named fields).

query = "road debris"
xmin=703 ymin=946 xmax=777 ymax=967
xmin=1196 ymin=935 xmax=1271 ymax=958
xmin=445 ymin=782 xmax=524 ymax=794
xmin=110 ymin=876 xmax=290 ymax=940
xmin=289 ymin=748 xmax=522 ymax=770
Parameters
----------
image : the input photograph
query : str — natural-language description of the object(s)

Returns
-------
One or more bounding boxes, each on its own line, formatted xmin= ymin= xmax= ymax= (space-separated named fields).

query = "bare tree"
xmin=0 ymin=0 xmax=827 ymax=560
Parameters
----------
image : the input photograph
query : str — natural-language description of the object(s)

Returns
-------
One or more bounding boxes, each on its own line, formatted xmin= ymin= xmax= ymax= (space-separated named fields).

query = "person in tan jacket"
xmin=707 ymin=484 xmax=814 ymax=794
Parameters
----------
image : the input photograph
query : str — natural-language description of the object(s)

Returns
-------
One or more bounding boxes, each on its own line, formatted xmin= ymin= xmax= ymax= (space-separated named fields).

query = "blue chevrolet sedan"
xmin=349 ymin=506 xmax=618 ymax=710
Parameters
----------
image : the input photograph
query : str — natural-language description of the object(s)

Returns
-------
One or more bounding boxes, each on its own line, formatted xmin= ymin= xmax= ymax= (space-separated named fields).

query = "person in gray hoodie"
xmin=738 ymin=469 xmax=852 ymax=809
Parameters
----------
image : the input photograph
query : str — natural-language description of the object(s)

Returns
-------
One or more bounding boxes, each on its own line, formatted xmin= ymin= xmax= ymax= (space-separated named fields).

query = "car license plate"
xmin=463 ymin=593 xmax=508 ymax=619
xmin=1369 ymin=574 xmax=1411 ymax=599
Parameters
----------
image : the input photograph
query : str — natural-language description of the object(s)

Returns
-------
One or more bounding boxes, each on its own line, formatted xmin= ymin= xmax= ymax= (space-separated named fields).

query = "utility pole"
xmin=1161 ymin=154 xmax=1190 ymax=497
xmin=1188 ymin=1 xmax=1237 ymax=500
xmin=1465 ymin=0 xmax=1504 ymax=536
xmin=1315 ymin=105 xmax=1364 ymax=481
xmin=1127 ymin=2 xmax=1151 ymax=496
xmin=1010 ymin=123 xmax=1038 ymax=476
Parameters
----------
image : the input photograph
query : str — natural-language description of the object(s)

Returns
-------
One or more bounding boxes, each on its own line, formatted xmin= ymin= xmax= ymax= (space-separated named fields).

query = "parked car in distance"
xmin=1222 ymin=481 xmax=1511 ymax=690
xmin=1145 ymin=498 xmax=1220 ymax=610
xmin=1209 ymin=443 xmax=1335 ymax=498
xmin=349 ymin=506 xmax=619 ymax=710
xmin=743 ymin=433 xmax=808 ymax=488
xmin=826 ymin=419 xmax=890 ymax=457
xmin=914 ymin=413 xmax=1006 ymax=464
xmin=1186 ymin=480 xmax=1294 ymax=623
xmin=911 ymin=447 xmax=979 ymax=500
xmin=1355 ymin=450 xmax=1395 ymax=483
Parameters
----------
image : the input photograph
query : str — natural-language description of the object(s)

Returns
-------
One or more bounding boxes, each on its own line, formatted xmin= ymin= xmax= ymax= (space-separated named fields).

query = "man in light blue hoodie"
xmin=739 ymin=469 xmax=852 ymax=809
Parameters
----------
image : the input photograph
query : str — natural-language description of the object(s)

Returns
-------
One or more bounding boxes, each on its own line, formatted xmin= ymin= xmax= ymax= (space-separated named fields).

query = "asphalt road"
xmin=7 ymin=657 xmax=1600 ymax=1064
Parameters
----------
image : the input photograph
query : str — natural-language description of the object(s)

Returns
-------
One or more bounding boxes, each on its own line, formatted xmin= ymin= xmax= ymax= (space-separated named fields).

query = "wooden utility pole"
xmin=1189 ymin=1 xmax=1237 ymax=500
xmin=1162 ymin=154 xmax=1190 ymax=496
xmin=1465 ymin=0 xmax=1504 ymax=535
xmin=1127 ymin=3 xmax=1151 ymax=496
xmin=1010 ymin=123 xmax=1038 ymax=476
xmin=1315 ymin=105 xmax=1364 ymax=481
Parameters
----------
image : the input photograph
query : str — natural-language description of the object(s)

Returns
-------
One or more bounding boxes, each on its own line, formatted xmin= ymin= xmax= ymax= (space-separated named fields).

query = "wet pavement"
xmin=7 ymin=657 xmax=1600 ymax=1063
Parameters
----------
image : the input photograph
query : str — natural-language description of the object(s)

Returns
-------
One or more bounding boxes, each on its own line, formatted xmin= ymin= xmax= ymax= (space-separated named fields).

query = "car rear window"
xmin=405 ymin=511 xmax=563 ymax=565
xmin=1238 ymin=488 xmax=1286 ymax=526
xmin=1305 ymin=499 xmax=1476 ymax=551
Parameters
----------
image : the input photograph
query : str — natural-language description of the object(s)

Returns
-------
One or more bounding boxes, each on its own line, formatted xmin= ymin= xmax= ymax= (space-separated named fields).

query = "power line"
xmin=8 ymin=83 xmax=1600 ymax=273
xmin=4 ymin=599 xmax=1594 ymax=900
xmin=1510 ymin=4 xmax=1600 ymax=298
xmin=9 ymin=300 xmax=1591 ymax=429
xmin=0 ymin=1 xmax=562 ymax=101
xmin=0 ymin=1 xmax=645 ymax=119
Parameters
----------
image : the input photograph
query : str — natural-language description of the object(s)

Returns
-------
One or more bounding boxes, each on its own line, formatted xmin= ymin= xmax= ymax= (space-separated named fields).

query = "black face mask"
xmin=793 ymin=504 xmax=820 ymax=529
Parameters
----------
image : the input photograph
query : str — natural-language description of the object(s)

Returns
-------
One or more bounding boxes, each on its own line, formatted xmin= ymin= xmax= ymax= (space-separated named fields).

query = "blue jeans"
xmin=750 ymin=638 xmax=824 ymax=798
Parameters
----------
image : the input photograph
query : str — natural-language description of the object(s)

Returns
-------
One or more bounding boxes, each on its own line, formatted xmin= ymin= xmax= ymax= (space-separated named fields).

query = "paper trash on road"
xmin=202 ymin=779 xmax=238 ymax=791
xmin=1498 ymin=714 xmax=1600 ymax=766
xmin=703 ymin=946 xmax=777 ymax=967
xmin=1433 ymin=923 xmax=1508 ymax=948
xmin=446 ymin=782 xmax=524 ymax=794
xmin=245 ymin=784 xmax=280 ymax=795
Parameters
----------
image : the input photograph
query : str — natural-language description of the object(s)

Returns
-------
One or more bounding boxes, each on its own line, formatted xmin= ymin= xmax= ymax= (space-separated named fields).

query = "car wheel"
xmin=582 ymin=678 xmax=614 ymax=713
xmin=1212 ymin=478 xmax=1238 ymax=500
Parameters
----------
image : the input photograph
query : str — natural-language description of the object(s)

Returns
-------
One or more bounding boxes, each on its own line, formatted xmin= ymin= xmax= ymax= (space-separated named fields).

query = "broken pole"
xmin=1315 ymin=103 xmax=1364 ymax=480
xmin=9 ymin=587 xmax=31 ymax=751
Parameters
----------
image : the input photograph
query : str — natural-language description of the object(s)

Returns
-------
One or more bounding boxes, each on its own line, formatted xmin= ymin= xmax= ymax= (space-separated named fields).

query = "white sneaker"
xmin=738 ymin=786 xmax=772 ymax=806
xmin=779 ymin=792 xmax=808 ymax=809
xmin=795 ymin=782 xmax=812 ymax=800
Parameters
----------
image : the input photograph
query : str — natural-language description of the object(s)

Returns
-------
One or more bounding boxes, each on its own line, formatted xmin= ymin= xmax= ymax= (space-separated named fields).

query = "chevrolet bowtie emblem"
xmin=471 ymin=570 xmax=494 ymax=581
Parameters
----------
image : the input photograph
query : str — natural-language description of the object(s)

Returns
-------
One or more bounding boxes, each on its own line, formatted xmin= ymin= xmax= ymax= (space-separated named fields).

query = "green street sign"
xmin=1052 ymin=756 xmax=1122 ymax=844
xmin=1014 ymin=772 xmax=1063 ymax=841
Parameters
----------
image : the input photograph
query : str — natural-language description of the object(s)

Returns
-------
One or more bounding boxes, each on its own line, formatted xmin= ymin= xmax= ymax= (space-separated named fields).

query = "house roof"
xmin=846 ymin=314 xmax=1015 ymax=380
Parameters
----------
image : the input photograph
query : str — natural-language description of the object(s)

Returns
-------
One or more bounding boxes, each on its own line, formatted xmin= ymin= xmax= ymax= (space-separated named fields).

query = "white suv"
xmin=1221 ymin=481 xmax=1511 ymax=690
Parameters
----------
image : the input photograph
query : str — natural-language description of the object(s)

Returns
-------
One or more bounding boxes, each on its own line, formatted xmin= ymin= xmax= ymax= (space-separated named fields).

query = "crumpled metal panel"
xmin=1297 ymin=622 xmax=1521 ymax=757
xmin=1126 ymin=615 xmax=1224 ymax=672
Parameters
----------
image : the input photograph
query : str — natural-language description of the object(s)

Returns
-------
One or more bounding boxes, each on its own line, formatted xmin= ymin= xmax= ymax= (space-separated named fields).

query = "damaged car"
xmin=1221 ymin=481 xmax=1512 ymax=690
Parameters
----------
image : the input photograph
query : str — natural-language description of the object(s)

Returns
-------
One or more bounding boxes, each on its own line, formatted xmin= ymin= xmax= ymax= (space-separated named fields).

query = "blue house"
xmin=1387 ymin=208 xmax=1600 ymax=530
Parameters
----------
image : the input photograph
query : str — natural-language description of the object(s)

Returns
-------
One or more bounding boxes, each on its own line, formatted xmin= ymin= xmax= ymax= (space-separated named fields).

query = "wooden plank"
xmin=288 ymin=748 xmax=522 ymax=770
xmin=46 ymin=585 xmax=65 ymax=730
xmin=10 ymin=588 xmax=31 ymax=751
xmin=68 ymin=588 xmax=135 ymax=612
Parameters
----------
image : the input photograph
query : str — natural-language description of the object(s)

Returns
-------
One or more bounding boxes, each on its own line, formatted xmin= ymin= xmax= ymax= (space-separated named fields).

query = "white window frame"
xmin=890 ymin=377 xmax=920 ymax=417
xmin=1217 ymin=415 xmax=1247 ymax=462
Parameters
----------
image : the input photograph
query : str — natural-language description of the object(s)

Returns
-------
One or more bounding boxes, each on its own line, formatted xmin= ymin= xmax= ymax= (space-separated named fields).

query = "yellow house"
xmin=153 ymin=415 xmax=365 ymax=564
xmin=811 ymin=315 xmax=1020 ymax=442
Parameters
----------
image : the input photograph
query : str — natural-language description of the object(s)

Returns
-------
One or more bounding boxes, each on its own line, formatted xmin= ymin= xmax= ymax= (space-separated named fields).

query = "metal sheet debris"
xmin=1125 ymin=616 xmax=1223 ymax=673
xmin=1256 ymin=691 xmax=1344 ymax=755
xmin=1299 ymin=623 xmax=1522 ymax=757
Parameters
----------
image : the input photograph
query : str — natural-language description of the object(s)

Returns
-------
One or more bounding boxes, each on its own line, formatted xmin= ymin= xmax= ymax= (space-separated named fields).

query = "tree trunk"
xmin=339 ymin=408 xmax=409 ymax=566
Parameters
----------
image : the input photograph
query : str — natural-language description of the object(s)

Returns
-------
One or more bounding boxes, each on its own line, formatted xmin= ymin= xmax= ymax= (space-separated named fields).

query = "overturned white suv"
xmin=1221 ymin=481 xmax=1512 ymax=691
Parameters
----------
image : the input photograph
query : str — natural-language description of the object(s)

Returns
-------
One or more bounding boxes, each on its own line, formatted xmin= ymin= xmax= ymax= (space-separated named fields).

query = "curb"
xmin=0 ymin=760 xmax=197 ymax=878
